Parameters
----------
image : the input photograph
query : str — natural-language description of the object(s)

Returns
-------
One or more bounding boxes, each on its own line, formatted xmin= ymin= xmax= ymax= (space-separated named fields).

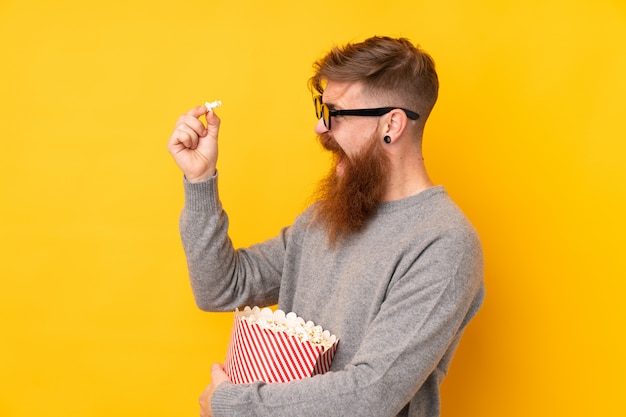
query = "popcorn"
xmin=224 ymin=306 xmax=339 ymax=384
xmin=239 ymin=306 xmax=337 ymax=351
xmin=204 ymin=100 xmax=222 ymax=110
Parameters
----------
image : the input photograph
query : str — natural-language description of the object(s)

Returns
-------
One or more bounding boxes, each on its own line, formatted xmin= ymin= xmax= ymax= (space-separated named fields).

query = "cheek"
xmin=340 ymin=133 xmax=370 ymax=158
xmin=343 ymin=122 xmax=379 ymax=154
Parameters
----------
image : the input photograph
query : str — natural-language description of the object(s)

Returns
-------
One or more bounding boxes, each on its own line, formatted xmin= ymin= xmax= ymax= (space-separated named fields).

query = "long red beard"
xmin=313 ymin=133 xmax=389 ymax=247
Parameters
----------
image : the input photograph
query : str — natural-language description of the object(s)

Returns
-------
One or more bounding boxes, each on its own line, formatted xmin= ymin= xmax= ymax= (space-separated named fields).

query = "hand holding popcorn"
xmin=167 ymin=100 xmax=222 ymax=183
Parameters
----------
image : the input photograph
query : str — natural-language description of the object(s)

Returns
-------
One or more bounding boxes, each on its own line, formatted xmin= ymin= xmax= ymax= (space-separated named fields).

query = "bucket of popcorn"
xmin=224 ymin=306 xmax=339 ymax=384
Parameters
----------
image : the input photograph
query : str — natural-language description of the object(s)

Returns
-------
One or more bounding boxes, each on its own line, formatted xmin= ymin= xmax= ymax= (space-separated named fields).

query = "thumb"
xmin=204 ymin=109 xmax=221 ymax=139
xmin=210 ymin=363 xmax=230 ymax=384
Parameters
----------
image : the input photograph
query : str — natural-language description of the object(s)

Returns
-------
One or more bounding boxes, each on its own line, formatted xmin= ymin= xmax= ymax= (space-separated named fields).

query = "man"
xmin=167 ymin=36 xmax=485 ymax=417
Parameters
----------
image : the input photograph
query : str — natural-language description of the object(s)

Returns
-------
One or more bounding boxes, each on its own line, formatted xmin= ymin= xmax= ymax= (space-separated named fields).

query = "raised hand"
xmin=167 ymin=105 xmax=221 ymax=182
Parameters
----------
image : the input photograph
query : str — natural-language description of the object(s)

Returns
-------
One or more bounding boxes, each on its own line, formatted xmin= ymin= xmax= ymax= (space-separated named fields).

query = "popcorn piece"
xmin=205 ymin=100 xmax=222 ymax=111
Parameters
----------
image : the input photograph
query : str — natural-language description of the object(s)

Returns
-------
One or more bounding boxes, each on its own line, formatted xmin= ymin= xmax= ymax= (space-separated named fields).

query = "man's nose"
xmin=314 ymin=117 xmax=328 ymax=134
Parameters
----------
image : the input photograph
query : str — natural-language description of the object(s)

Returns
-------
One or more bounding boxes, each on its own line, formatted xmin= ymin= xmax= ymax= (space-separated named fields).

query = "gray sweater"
xmin=180 ymin=175 xmax=485 ymax=417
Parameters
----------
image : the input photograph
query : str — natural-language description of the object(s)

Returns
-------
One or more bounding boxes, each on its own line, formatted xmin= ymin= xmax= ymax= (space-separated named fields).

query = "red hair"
xmin=310 ymin=36 xmax=439 ymax=122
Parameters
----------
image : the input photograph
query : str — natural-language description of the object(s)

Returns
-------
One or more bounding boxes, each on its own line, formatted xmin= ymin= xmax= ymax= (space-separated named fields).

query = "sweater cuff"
xmin=210 ymin=382 xmax=244 ymax=416
xmin=182 ymin=173 xmax=220 ymax=212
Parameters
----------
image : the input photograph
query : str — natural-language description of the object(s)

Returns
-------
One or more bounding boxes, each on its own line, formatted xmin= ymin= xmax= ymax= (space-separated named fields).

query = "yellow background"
xmin=1 ymin=0 xmax=625 ymax=416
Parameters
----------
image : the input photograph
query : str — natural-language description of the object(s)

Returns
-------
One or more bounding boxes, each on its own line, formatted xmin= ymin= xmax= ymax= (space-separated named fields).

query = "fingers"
xmin=182 ymin=105 xmax=210 ymax=136
xmin=211 ymin=363 xmax=224 ymax=375
xmin=168 ymin=106 xmax=210 ymax=151
xmin=199 ymin=380 xmax=216 ymax=417
xmin=196 ymin=364 xmax=227 ymax=417
xmin=166 ymin=105 xmax=222 ymax=182
xmin=187 ymin=104 xmax=221 ymax=131
xmin=186 ymin=105 xmax=208 ymax=119
xmin=210 ymin=363 xmax=231 ymax=385
xmin=199 ymin=385 xmax=212 ymax=417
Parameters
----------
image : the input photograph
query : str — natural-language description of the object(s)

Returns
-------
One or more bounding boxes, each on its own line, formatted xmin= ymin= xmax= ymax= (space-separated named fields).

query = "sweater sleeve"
xmin=209 ymin=226 xmax=485 ymax=417
xmin=179 ymin=175 xmax=285 ymax=311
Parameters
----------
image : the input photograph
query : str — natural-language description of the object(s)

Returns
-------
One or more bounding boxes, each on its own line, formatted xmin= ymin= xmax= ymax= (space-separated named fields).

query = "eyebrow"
xmin=321 ymin=97 xmax=341 ymax=110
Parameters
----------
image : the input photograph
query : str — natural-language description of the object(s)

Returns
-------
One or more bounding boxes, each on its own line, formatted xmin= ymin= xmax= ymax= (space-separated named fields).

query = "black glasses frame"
xmin=314 ymin=95 xmax=419 ymax=130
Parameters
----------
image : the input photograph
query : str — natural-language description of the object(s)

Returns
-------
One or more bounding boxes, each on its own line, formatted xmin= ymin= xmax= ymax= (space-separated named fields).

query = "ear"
xmin=381 ymin=109 xmax=408 ymax=142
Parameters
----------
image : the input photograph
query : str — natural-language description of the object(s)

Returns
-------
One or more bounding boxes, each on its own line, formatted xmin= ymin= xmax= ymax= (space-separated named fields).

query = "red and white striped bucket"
xmin=224 ymin=311 xmax=339 ymax=384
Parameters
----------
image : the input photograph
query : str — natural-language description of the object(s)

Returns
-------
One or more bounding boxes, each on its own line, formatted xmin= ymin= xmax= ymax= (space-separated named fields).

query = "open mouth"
xmin=335 ymin=155 xmax=346 ymax=175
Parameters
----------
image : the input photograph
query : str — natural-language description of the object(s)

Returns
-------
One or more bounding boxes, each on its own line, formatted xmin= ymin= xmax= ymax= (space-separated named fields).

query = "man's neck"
xmin=382 ymin=155 xmax=434 ymax=202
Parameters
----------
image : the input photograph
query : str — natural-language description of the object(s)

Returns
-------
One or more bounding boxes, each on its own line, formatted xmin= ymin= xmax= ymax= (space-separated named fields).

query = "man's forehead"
xmin=322 ymin=81 xmax=364 ymax=104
